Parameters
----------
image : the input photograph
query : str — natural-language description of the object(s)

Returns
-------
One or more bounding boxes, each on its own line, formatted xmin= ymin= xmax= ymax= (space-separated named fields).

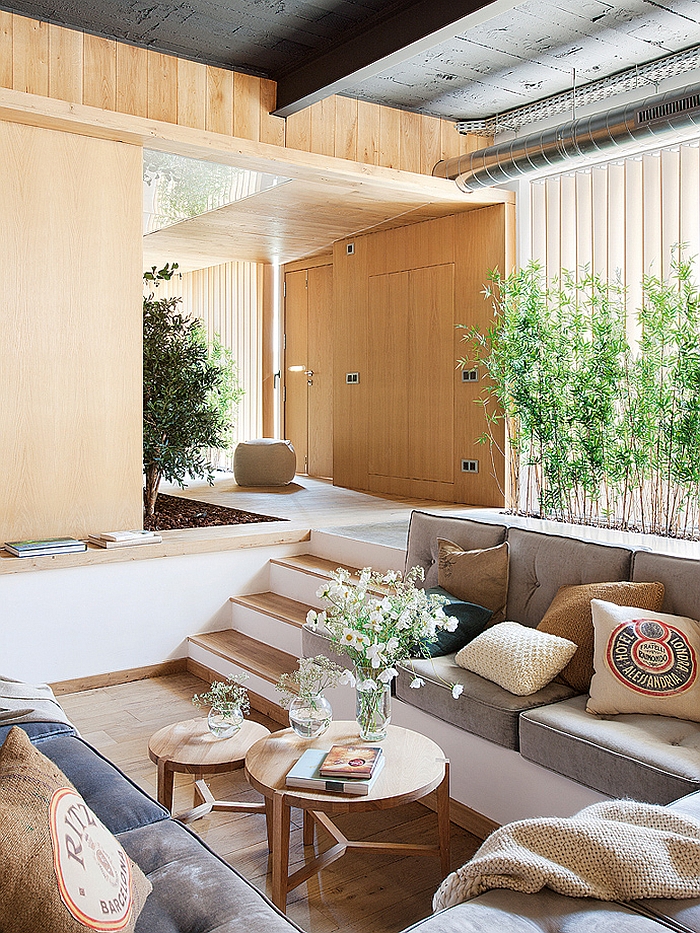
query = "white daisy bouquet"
xmin=306 ymin=566 xmax=464 ymax=699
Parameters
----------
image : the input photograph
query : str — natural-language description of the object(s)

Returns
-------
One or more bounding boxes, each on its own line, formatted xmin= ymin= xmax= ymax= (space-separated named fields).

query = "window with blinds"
xmin=529 ymin=139 xmax=700 ymax=326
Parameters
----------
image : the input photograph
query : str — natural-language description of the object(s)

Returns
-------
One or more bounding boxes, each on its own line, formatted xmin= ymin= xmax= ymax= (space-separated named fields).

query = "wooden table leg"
xmin=303 ymin=809 xmax=315 ymax=846
xmin=436 ymin=761 xmax=451 ymax=877
xmin=271 ymin=792 xmax=291 ymax=912
xmin=157 ymin=759 xmax=174 ymax=813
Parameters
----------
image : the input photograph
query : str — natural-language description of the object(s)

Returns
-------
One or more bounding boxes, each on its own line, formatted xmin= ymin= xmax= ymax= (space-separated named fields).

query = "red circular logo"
xmin=606 ymin=619 xmax=696 ymax=696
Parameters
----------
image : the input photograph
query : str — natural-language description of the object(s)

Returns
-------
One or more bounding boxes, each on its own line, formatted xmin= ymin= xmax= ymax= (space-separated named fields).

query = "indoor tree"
xmin=143 ymin=263 xmax=243 ymax=517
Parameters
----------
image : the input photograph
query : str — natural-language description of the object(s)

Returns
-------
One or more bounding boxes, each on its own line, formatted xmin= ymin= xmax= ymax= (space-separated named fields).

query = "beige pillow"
xmin=537 ymin=581 xmax=665 ymax=693
xmin=438 ymin=539 xmax=509 ymax=624
xmin=588 ymin=600 xmax=700 ymax=721
xmin=0 ymin=726 xmax=151 ymax=933
xmin=455 ymin=620 xmax=577 ymax=696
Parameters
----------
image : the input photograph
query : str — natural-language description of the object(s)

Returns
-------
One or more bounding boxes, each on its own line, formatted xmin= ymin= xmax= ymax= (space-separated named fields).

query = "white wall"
xmin=0 ymin=542 xmax=307 ymax=684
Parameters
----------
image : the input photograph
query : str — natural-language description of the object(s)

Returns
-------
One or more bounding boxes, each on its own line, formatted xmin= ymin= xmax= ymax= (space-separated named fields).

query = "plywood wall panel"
xmin=379 ymin=105 xmax=401 ymax=170
xmin=259 ymin=77 xmax=285 ymax=147
xmin=0 ymin=12 xmax=12 ymax=89
xmin=310 ymin=96 xmax=335 ymax=157
xmin=116 ymin=43 xmax=148 ymax=117
xmin=177 ymin=58 xmax=206 ymax=129
xmin=233 ymin=71 xmax=260 ymax=141
xmin=0 ymin=120 xmax=143 ymax=541
xmin=400 ymin=110 xmax=421 ymax=173
xmin=286 ymin=105 xmax=311 ymax=152
xmin=49 ymin=24 xmax=82 ymax=103
xmin=83 ymin=34 xmax=116 ymax=110
xmin=357 ymin=99 xmax=380 ymax=165
xmin=334 ymin=95 xmax=357 ymax=161
xmin=206 ymin=65 xmax=233 ymax=135
xmin=13 ymin=15 xmax=48 ymax=96
xmin=420 ymin=114 xmax=442 ymax=175
xmin=147 ymin=49 xmax=178 ymax=123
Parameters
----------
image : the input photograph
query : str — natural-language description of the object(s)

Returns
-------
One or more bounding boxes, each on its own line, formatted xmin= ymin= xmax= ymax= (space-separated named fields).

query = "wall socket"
xmin=461 ymin=369 xmax=479 ymax=382
xmin=346 ymin=372 xmax=359 ymax=384
xmin=461 ymin=459 xmax=479 ymax=473
xmin=346 ymin=243 xmax=355 ymax=255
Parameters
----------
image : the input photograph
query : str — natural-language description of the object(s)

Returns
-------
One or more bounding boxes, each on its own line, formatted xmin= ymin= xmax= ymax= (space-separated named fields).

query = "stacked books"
xmin=285 ymin=744 xmax=385 ymax=795
xmin=88 ymin=530 xmax=162 ymax=549
xmin=4 ymin=537 xmax=87 ymax=557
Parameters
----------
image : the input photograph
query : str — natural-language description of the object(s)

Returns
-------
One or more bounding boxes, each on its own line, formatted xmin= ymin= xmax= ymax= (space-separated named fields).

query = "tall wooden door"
xmin=284 ymin=264 xmax=333 ymax=478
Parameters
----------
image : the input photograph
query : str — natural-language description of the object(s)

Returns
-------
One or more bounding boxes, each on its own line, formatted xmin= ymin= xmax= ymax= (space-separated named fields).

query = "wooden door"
xmin=284 ymin=264 xmax=333 ymax=478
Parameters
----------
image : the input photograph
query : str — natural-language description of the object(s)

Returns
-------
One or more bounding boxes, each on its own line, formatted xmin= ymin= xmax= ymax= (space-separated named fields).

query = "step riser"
xmin=188 ymin=642 xmax=286 ymax=712
xmin=308 ymin=530 xmax=405 ymax=574
xmin=230 ymin=603 xmax=303 ymax=657
xmin=269 ymin=562 xmax=329 ymax=606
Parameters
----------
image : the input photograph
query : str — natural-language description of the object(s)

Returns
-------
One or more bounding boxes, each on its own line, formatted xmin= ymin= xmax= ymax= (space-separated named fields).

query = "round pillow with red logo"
xmin=587 ymin=600 xmax=700 ymax=720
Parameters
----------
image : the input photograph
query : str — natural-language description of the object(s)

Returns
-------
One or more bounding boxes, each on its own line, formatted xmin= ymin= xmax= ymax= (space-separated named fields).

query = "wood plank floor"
xmin=61 ymin=673 xmax=481 ymax=933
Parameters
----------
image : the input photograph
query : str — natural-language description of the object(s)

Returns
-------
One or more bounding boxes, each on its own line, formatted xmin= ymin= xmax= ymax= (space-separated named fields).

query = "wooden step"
xmin=188 ymin=630 xmax=298 ymax=689
xmin=229 ymin=592 xmax=311 ymax=629
xmin=270 ymin=554 xmax=362 ymax=580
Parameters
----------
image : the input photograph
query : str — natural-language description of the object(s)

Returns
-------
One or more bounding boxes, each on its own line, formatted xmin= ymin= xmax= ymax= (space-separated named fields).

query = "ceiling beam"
xmin=273 ymin=0 xmax=522 ymax=118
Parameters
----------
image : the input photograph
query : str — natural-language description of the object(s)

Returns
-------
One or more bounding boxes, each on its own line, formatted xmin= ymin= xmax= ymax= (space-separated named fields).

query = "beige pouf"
xmin=233 ymin=438 xmax=296 ymax=486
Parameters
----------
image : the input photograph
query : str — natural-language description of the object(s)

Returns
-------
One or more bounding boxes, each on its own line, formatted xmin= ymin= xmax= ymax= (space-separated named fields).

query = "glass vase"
xmin=207 ymin=705 xmax=243 ymax=739
xmin=355 ymin=673 xmax=391 ymax=742
xmin=288 ymin=693 xmax=332 ymax=738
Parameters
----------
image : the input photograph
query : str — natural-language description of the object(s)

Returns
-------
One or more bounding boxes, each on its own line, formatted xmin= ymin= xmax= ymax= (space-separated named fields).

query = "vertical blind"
xmin=157 ymin=261 xmax=263 ymax=471
xmin=529 ymin=140 xmax=700 ymax=325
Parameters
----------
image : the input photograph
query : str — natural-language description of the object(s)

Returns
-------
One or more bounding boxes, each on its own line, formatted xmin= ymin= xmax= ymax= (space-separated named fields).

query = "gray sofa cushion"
xmin=396 ymin=655 xmax=576 ymax=750
xmin=520 ymin=695 xmax=700 ymax=803
xmin=505 ymin=528 xmax=634 ymax=628
xmin=402 ymin=888 xmax=669 ymax=933
xmin=405 ymin=512 xmax=507 ymax=588
xmin=120 ymin=819 xmax=302 ymax=933
xmin=632 ymin=549 xmax=700 ymax=620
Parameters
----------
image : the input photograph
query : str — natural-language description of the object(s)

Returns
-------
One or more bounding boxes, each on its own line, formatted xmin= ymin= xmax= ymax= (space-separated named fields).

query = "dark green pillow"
xmin=419 ymin=587 xmax=493 ymax=657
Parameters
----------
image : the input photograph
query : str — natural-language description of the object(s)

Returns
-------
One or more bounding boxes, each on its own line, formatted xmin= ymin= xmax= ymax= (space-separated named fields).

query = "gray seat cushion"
xmin=396 ymin=655 xmax=576 ymax=750
xmin=405 ymin=512 xmax=507 ymax=588
xmin=402 ymin=888 xmax=669 ymax=933
xmin=121 ymin=820 xmax=302 ymax=933
xmin=520 ymin=694 xmax=700 ymax=803
xmin=505 ymin=528 xmax=634 ymax=627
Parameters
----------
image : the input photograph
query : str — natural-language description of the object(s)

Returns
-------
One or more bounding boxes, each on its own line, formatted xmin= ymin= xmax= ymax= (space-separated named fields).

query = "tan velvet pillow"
xmin=537 ymin=581 xmax=665 ymax=693
xmin=0 ymin=726 xmax=151 ymax=933
xmin=587 ymin=600 xmax=700 ymax=721
xmin=438 ymin=538 xmax=509 ymax=624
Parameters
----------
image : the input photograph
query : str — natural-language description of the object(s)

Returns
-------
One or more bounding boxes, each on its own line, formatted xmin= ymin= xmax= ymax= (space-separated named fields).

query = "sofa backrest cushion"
xmin=632 ymin=551 xmax=700 ymax=621
xmin=405 ymin=511 xmax=507 ymax=588
xmin=505 ymin=527 xmax=633 ymax=627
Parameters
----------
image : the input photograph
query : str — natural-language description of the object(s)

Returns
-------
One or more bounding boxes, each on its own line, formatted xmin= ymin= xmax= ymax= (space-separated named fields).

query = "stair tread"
xmin=188 ymin=630 xmax=298 ymax=685
xmin=270 ymin=554 xmax=362 ymax=579
xmin=229 ymin=592 xmax=311 ymax=628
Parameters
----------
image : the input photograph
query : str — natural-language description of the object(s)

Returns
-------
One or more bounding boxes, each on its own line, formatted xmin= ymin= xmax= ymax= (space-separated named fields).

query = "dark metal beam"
xmin=273 ymin=0 xmax=518 ymax=118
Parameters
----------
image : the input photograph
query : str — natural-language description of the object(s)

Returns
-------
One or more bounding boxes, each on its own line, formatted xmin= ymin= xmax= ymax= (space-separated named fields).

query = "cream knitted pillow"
xmin=455 ymin=621 xmax=577 ymax=696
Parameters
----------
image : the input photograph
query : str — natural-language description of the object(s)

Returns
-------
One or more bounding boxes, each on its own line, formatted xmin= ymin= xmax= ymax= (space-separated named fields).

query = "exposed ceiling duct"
xmin=433 ymin=84 xmax=700 ymax=193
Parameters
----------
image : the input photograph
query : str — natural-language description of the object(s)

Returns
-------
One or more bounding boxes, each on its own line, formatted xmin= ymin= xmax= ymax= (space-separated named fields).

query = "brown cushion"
xmin=438 ymin=539 xmax=509 ymax=624
xmin=537 ymin=581 xmax=665 ymax=693
xmin=587 ymin=600 xmax=700 ymax=721
xmin=0 ymin=726 xmax=151 ymax=933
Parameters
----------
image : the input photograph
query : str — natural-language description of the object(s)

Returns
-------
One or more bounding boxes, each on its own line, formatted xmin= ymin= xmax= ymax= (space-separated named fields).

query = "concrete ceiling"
xmin=4 ymin=0 xmax=700 ymax=122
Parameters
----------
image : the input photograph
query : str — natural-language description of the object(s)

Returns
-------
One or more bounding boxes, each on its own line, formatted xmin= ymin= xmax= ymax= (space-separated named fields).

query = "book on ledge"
xmin=4 ymin=537 xmax=87 ymax=557
xmin=88 ymin=531 xmax=162 ymax=548
xmin=285 ymin=748 xmax=386 ymax=796
xmin=319 ymin=744 xmax=383 ymax=779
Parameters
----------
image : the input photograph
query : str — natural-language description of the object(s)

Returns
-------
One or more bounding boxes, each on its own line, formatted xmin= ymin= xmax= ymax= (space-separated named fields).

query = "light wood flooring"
xmin=61 ymin=672 xmax=481 ymax=933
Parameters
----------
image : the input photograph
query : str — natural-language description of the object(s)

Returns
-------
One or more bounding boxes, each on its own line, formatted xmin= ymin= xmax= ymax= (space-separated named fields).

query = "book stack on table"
xmin=286 ymin=744 xmax=385 ymax=795
xmin=4 ymin=537 xmax=87 ymax=557
xmin=88 ymin=530 xmax=162 ymax=549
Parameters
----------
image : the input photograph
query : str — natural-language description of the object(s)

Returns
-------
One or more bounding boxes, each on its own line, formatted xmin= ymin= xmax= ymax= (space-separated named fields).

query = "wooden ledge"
xmin=0 ymin=522 xmax=310 ymax=575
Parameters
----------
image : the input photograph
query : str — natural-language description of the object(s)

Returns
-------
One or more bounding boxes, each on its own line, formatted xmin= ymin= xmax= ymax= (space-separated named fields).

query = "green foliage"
xmin=142 ymin=265 xmax=243 ymax=515
xmin=464 ymin=252 xmax=700 ymax=538
xmin=192 ymin=674 xmax=250 ymax=715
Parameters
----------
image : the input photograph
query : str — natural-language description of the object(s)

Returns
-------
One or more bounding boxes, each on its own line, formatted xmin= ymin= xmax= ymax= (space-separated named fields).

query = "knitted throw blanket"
xmin=0 ymin=674 xmax=73 ymax=727
xmin=433 ymin=800 xmax=700 ymax=912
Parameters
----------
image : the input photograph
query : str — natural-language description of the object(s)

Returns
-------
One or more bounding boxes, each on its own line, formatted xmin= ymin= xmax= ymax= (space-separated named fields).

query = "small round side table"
xmin=148 ymin=717 xmax=270 ymax=823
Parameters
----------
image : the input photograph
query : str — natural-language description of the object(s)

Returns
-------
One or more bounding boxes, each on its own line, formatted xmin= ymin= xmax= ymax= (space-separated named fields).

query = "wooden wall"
xmin=333 ymin=206 xmax=515 ymax=506
xmin=0 ymin=11 xmax=484 ymax=174
xmin=0 ymin=120 xmax=143 ymax=542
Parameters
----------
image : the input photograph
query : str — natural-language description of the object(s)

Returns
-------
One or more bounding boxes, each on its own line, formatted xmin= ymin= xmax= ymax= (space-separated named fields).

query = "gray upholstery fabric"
xmin=396 ymin=655 xmax=575 ymax=750
xmin=402 ymin=889 xmax=668 ymax=933
xmin=520 ymin=695 xmax=700 ymax=803
xmin=121 ymin=820 xmax=302 ymax=933
xmin=405 ymin=512 xmax=507 ymax=588
xmin=301 ymin=623 xmax=350 ymax=669
xmin=632 ymin=550 xmax=700 ymax=621
xmin=505 ymin=528 xmax=633 ymax=628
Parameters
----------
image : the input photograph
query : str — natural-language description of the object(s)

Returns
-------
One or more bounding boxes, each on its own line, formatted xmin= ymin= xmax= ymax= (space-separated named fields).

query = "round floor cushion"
xmin=233 ymin=438 xmax=296 ymax=486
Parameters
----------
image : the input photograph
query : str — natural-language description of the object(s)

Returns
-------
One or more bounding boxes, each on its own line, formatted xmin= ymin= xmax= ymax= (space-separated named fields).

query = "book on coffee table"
xmin=285 ymin=748 xmax=385 ymax=795
xmin=319 ymin=744 xmax=383 ymax=779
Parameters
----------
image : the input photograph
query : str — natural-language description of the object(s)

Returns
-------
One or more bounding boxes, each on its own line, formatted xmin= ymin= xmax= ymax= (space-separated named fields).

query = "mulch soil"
xmin=144 ymin=493 xmax=285 ymax=531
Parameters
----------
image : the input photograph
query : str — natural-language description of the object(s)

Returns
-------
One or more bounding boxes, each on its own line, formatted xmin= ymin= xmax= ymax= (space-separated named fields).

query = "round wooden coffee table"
xmin=245 ymin=721 xmax=450 ymax=912
xmin=148 ymin=717 xmax=270 ymax=823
